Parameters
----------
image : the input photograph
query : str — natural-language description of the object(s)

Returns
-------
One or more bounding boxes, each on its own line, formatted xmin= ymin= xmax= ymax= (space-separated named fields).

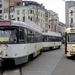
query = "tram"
xmin=0 ymin=20 xmax=43 ymax=66
xmin=65 ymin=27 xmax=75 ymax=57
xmin=43 ymin=31 xmax=62 ymax=51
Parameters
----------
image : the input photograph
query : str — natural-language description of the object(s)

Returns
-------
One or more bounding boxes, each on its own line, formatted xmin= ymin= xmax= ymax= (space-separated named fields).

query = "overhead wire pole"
xmin=9 ymin=0 xmax=10 ymax=20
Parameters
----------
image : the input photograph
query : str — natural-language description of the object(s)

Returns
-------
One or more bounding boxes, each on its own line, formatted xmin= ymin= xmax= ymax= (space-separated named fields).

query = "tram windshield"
xmin=0 ymin=27 xmax=18 ymax=43
xmin=68 ymin=33 xmax=75 ymax=42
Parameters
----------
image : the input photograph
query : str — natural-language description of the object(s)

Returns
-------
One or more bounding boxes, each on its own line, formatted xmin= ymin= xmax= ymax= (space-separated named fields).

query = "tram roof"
xmin=65 ymin=27 xmax=75 ymax=33
xmin=43 ymin=31 xmax=61 ymax=37
xmin=0 ymin=20 xmax=42 ymax=34
xmin=11 ymin=20 xmax=42 ymax=34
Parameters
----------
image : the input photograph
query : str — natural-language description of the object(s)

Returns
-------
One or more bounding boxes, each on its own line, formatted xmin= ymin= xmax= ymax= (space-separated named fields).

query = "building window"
xmin=0 ymin=4 xmax=2 ymax=8
xmin=17 ymin=10 xmax=20 ymax=15
xmin=28 ymin=10 xmax=30 ymax=14
xmin=0 ymin=16 xmax=2 ymax=19
xmin=28 ymin=16 xmax=32 ymax=21
xmin=17 ymin=17 xmax=20 ymax=21
xmin=71 ymin=18 xmax=73 ymax=23
xmin=41 ymin=19 xmax=42 ymax=23
xmin=70 ymin=10 xmax=73 ymax=16
xmin=28 ymin=10 xmax=34 ymax=14
xmin=43 ymin=20 xmax=44 ymax=24
xmin=5 ymin=15 xmax=7 ymax=18
xmin=22 ymin=10 xmax=25 ymax=14
xmin=0 ymin=10 xmax=2 ymax=14
xmin=43 ymin=14 xmax=44 ymax=18
xmin=30 ymin=17 xmax=32 ymax=21
xmin=23 ymin=2 xmax=25 ymax=6
xmin=30 ymin=10 xmax=33 ymax=14
xmin=28 ymin=16 xmax=30 ymax=19
xmin=41 ymin=13 xmax=42 ymax=17
xmin=33 ymin=10 xmax=34 ymax=14
xmin=12 ymin=15 xmax=14 ymax=17
xmin=38 ymin=12 xmax=40 ymax=16
xmin=23 ymin=16 xmax=25 ymax=22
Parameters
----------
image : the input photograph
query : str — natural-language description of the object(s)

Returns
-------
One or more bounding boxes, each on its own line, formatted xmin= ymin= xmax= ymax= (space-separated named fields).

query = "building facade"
xmin=65 ymin=1 xmax=75 ymax=28
xmin=45 ymin=9 xmax=48 ymax=32
xmin=48 ymin=10 xmax=59 ymax=32
xmin=4 ymin=6 xmax=14 ymax=20
xmin=0 ymin=0 xmax=22 ymax=19
xmin=0 ymin=0 xmax=9 ymax=19
xmin=14 ymin=1 xmax=46 ymax=32
xmin=58 ymin=22 xmax=66 ymax=36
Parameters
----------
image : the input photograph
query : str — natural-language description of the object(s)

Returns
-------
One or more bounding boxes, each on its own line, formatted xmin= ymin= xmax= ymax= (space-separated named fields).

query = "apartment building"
xmin=69 ymin=6 xmax=75 ymax=27
xmin=14 ymin=1 xmax=46 ymax=32
xmin=58 ymin=22 xmax=66 ymax=36
xmin=0 ymin=0 xmax=8 ymax=19
xmin=65 ymin=1 xmax=75 ymax=28
xmin=4 ymin=6 xmax=14 ymax=20
xmin=0 ymin=0 xmax=22 ymax=19
xmin=48 ymin=10 xmax=59 ymax=32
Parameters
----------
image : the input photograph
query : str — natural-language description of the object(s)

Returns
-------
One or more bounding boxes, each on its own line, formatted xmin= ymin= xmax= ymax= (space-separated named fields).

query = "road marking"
xmin=47 ymin=54 xmax=63 ymax=75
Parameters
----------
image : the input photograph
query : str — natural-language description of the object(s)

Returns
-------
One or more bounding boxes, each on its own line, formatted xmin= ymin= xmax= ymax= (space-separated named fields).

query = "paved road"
xmin=1 ymin=45 xmax=75 ymax=75
xmin=21 ymin=45 xmax=64 ymax=75
xmin=51 ymin=54 xmax=75 ymax=75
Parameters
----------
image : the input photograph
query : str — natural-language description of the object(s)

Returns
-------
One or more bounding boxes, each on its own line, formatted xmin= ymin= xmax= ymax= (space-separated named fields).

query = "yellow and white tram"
xmin=0 ymin=20 xmax=43 ymax=66
xmin=65 ymin=27 xmax=75 ymax=57
xmin=43 ymin=31 xmax=62 ymax=51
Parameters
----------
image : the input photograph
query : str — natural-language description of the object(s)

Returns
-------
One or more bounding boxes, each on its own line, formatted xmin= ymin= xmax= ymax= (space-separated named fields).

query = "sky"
xmin=24 ymin=0 xmax=65 ymax=23
xmin=34 ymin=0 xmax=65 ymax=23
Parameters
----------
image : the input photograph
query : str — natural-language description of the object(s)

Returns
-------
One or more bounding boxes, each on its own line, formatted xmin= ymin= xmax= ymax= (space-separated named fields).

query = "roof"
xmin=48 ymin=10 xmax=58 ymax=15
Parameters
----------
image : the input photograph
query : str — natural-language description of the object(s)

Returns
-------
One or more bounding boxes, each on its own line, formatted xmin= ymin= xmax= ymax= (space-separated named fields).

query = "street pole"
xmin=36 ymin=6 xmax=38 ymax=25
xmin=9 ymin=0 xmax=10 ymax=20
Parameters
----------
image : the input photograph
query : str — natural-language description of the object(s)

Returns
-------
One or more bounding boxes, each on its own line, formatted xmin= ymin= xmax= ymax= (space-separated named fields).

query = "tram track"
xmin=0 ymin=66 xmax=23 ymax=75
xmin=0 ymin=68 xmax=4 ymax=75
xmin=20 ymin=66 xmax=23 ymax=75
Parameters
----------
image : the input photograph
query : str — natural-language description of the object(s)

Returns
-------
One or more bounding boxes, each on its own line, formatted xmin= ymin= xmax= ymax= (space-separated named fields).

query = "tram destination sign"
xmin=0 ymin=21 xmax=11 ymax=26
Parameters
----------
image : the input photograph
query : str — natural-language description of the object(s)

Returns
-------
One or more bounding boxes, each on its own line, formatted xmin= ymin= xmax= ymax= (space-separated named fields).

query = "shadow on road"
xmin=67 ymin=55 xmax=75 ymax=62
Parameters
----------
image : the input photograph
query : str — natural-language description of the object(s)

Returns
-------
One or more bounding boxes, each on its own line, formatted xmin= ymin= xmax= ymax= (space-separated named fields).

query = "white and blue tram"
xmin=0 ymin=20 xmax=43 ymax=66
xmin=43 ymin=31 xmax=62 ymax=51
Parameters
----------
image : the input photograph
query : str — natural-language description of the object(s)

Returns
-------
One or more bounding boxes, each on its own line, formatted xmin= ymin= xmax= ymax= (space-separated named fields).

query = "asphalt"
xmin=51 ymin=55 xmax=75 ymax=75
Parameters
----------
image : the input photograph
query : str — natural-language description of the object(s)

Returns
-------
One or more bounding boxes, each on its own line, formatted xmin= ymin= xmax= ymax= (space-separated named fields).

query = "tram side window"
xmin=43 ymin=36 xmax=47 ymax=42
xmin=24 ymin=29 xmax=27 ymax=43
xmin=48 ymin=36 xmax=52 ymax=42
xmin=35 ymin=32 xmax=38 ymax=42
xmin=39 ymin=34 xmax=43 ymax=42
xmin=51 ymin=36 xmax=54 ymax=41
xmin=19 ymin=28 xmax=25 ymax=43
xmin=27 ymin=30 xmax=34 ymax=43
xmin=35 ymin=33 xmax=42 ymax=42
xmin=9 ymin=29 xmax=18 ymax=43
